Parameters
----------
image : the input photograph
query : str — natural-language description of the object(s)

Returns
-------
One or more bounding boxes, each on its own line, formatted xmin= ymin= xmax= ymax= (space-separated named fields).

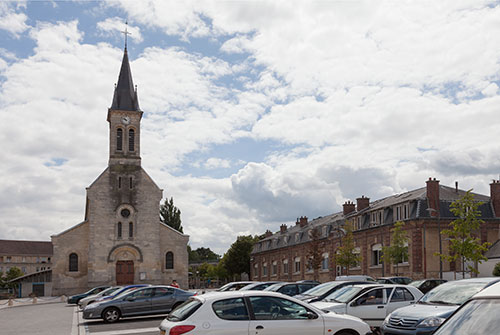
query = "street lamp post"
xmin=427 ymin=208 xmax=443 ymax=279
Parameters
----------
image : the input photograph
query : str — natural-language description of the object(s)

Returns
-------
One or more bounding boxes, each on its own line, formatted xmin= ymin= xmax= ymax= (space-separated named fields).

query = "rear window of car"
xmin=166 ymin=298 xmax=202 ymax=322
xmin=212 ymin=298 xmax=249 ymax=320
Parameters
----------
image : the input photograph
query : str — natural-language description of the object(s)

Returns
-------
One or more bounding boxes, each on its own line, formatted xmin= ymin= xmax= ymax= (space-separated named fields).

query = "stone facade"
xmin=251 ymin=178 xmax=500 ymax=282
xmin=51 ymin=47 xmax=189 ymax=295
xmin=0 ymin=240 xmax=53 ymax=275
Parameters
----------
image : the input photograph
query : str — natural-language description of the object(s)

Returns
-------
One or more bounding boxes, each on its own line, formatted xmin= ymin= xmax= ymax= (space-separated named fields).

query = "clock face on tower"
xmin=121 ymin=116 xmax=131 ymax=125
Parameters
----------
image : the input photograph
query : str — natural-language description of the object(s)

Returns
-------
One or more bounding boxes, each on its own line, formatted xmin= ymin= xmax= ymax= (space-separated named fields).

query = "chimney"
xmin=490 ymin=180 xmax=500 ymax=218
xmin=426 ymin=177 xmax=440 ymax=217
xmin=356 ymin=196 xmax=370 ymax=211
xmin=455 ymin=181 xmax=458 ymax=193
xmin=264 ymin=230 xmax=273 ymax=238
xmin=280 ymin=224 xmax=288 ymax=233
xmin=343 ymin=201 xmax=356 ymax=215
xmin=299 ymin=216 xmax=308 ymax=228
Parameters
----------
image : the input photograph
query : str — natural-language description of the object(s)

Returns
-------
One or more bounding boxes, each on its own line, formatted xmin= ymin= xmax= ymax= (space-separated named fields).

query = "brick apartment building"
xmin=250 ymin=178 xmax=500 ymax=282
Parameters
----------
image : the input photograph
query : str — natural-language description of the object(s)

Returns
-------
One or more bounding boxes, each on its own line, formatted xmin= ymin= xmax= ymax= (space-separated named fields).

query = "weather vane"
xmin=121 ymin=20 xmax=131 ymax=49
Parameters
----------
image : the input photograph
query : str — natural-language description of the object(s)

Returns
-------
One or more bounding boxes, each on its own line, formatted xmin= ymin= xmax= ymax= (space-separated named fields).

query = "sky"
xmin=1 ymin=1 xmax=500 ymax=255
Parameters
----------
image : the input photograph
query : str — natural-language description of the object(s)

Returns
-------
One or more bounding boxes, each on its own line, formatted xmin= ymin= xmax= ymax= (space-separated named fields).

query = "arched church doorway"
xmin=116 ymin=260 xmax=134 ymax=285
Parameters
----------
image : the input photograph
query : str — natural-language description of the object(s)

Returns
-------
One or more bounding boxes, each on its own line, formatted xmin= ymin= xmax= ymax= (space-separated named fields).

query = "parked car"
xmin=296 ymin=280 xmax=321 ymax=285
xmin=408 ymin=278 xmax=447 ymax=294
xmin=336 ymin=275 xmax=376 ymax=282
xmin=380 ymin=277 xmax=500 ymax=335
xmin=83 ymin=285 xmax=195 ymax=323
xmin=263 ymin=281 xmax=319 ymax=296
xmin=67 ymin=286 xmax=109 ymax=304
xmin=294 ymin=280 xmax=372 ymax=303
xmin=159 ymin=290 xmax=371 ymax=335
xmin=311 ymin=283 xmax=423 ymax=329
xmin=239 ymin=281 xmax=283 ymax=291
xmin=376 ymin=277 xmax=412 ymax=285
xmin=431 ymin=280 xmax=500 ymax=335
xmin=92 ymin=284 xmax=149 ymax=303
xmin=216 ymin=281 xmax=255 ymax=292
xmin=78 ymin=286 xmax=122 ymax=309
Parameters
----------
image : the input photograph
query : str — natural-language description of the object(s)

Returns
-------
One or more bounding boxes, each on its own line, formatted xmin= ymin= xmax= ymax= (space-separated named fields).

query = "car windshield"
xmin=419 ymin=282 xmax=487 ymax=305
xmin=409 ymin=280 xmax=425 ymax=287
xmin=300 ymin=282 xmax=340 ymax=297
xmin=166 ymin=298 xmax=202 ymax=322
xmin=324 ymin=286 xmax=365 ymax=303
xmin=263 ymin=283 xmax=284 ymax=291
xmin=433 ymin=299 xmax=500 ymax=335
xmin=99 ymin=287 xmax=120 ymax=296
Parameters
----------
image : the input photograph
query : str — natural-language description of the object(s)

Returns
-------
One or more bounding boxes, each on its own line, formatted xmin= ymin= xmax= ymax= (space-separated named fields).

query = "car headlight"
xmin=382 ymin=313 xmax=392 ymax=326
xmin=417 ymin=317 xmax=446 ymax=328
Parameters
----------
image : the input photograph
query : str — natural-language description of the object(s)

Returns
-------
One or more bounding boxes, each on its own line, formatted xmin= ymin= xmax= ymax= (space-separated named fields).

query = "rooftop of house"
xmin=0 ymin=240 xmax=53 ymax=256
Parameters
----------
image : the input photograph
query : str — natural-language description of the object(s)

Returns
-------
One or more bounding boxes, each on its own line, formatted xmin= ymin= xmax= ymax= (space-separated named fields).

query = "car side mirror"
xmin=301 ymin=311 xmax=318 ymax=319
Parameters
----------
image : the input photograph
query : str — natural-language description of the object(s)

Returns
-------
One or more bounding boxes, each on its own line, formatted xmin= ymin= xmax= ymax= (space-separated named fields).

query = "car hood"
xmin=310 ymin=301 xmax=346 ymax=311
xmin=390 ymin=303 xmax=458 ymax=319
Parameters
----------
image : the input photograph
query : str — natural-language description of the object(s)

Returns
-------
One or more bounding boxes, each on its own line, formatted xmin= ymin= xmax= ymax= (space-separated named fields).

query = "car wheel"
xmin=335 ymin=331 xmax=359 ymax=335
xmin=102 ymin=307 xmax=121 ymax=323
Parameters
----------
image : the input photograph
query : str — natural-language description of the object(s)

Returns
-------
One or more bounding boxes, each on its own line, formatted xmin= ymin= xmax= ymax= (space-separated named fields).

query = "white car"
xmin=311 ymin=284 xmax=423 ymax=329
xmin=159 ymin=290 xmax=371 ymax=335
xmin=78 ymin=286 xmax=122 ymax=309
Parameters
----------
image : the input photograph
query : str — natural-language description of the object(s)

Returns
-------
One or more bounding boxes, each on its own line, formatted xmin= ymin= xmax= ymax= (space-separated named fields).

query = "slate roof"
xmin=485 ymin=239 xmax=500 ymax=259
xmin=110 ymin=47 xmax=140 ymax=111
xmin=0 ymin=240 xmax=53 ymax=256
xmin=252 ymin=184 xmax=494 ymax=254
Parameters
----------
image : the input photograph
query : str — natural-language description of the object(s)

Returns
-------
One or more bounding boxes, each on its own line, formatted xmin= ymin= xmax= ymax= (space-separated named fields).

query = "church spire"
xmin=110 ymin=46 xmax=140 ymax=111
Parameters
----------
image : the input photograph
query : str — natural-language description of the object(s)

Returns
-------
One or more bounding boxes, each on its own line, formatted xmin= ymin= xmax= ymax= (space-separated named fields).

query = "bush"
xmin=493 ymin=262 xmax=500 ymax=276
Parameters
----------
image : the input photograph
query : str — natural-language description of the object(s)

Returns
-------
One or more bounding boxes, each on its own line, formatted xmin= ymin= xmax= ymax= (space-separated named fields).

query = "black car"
xmin=68 ymin=286 xmax=110 ymax=304
xmin=263 ymin=281 xmax=319 ymax=296
xmin=409 ymin=278 xmax=447 ymax=294
xmin=293 ymin=280 xmax=372 ymax=303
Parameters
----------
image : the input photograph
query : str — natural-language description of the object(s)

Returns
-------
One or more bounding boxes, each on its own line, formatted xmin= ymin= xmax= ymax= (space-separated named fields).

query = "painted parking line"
xmin=71 ymin=306 xmax=79 ymax=335
xmin=88 ymin=328 xmax=159 ymax=335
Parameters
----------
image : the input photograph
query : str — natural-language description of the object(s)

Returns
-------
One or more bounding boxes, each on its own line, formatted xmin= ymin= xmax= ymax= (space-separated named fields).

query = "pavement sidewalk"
xmin=0 ymin=296 xmax=66 ymax=310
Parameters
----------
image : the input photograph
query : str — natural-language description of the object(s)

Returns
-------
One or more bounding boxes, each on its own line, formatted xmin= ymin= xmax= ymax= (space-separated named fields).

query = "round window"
xmin=121 ymin=209 xmax=131 ymax=218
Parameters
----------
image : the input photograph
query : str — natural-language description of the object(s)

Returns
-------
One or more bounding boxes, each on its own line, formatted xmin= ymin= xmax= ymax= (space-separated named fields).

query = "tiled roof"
xmin=0 ymin=240 xmax=53 ymax=256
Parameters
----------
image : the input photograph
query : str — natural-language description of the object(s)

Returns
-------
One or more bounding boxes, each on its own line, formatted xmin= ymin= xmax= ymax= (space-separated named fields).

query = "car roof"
xmin=472 ymin=280 xmax=500 ymax=298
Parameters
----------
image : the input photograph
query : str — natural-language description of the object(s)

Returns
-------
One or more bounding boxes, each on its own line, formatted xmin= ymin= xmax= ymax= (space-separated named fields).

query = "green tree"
xmin=307 ymin=228 xmax=323 ymax=281
xmin=493 ymin=262 xmax=500 ymax=277
xmin=335 ymin=223 xmax=361 ymax=275
xmin=2 ymin=267 xmax=24 ymax=289
xmin=381 ymin=221 xmax=409 ymax=275
xmin=223 ymin=235 xmax=259 ymax=279
xmin=160 ymin=197 xmax=183 ymax=233
xmin=437 ymin=190 xmax=491 ymax=277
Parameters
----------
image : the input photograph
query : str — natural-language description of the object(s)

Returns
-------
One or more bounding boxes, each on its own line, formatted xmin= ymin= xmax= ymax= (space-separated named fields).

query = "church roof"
xmin=110 ymin=47 xmax=140 ymax=111
xmin=0 ymin=239 xmax=53 ymax=256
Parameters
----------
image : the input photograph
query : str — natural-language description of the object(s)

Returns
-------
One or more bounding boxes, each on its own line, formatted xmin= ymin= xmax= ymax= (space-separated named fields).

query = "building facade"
xmin=51 ymin=46 xmax=189 ymax=295
xmin=251 ymin=178 xmax=500 ymax=282
xmin=0 ymin=240 xmax=53 ymax=275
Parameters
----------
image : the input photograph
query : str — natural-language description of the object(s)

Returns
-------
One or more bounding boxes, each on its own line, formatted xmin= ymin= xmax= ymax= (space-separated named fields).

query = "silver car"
xmin=83 ymin=285 xmax=195 ymax=323
xmin=78 ymin=286 xmax=122 ymax=309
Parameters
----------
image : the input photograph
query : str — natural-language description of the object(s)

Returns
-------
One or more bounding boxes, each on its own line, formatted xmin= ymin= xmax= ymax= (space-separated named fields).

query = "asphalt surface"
xmin=0 ymin=301 xmax=166 ymax=335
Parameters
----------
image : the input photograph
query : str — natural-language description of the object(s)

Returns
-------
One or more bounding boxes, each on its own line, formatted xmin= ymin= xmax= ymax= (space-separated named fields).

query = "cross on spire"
xmin=121 ymin=21 xmax=131 ymax=49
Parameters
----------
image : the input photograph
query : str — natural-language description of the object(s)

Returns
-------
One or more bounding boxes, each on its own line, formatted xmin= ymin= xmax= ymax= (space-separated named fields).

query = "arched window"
xmin=69 ymin=253 xmax=78 ymax=272
xmin=128 ymin=129 xmax=135 ymax=151
xmin=117 ymin=222 xmax=122 ymax=239
xmin=165 ymin=252 xmax=174 ymax=269
xmin=117 ymin=128 xmax=123 ymax=151
xmin=129 ymin=222 xmax=133 ymax=238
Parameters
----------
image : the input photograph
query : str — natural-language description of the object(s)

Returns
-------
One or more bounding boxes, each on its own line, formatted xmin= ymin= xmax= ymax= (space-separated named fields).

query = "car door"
xmin=248 ymin=295 xmax=324 ymax=335
xmin=211 ymin=297 xmax=250 ymax=335
xmin=121 ymin=288 xmax=154 ymax=315
xmin=386 ymin=287 xmax=416 ymax=314
xmin=151 ymin=287 xmax=175 ymax=313
xmin=346 ymin=287 xmax=388 ymax=327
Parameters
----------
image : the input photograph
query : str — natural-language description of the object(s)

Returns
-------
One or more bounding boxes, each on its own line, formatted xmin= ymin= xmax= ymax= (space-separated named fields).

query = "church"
xmin=51 ymin=45 xmax=189 ymax=295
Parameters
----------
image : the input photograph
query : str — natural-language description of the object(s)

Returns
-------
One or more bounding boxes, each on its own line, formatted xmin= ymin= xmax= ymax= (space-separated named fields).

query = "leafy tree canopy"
xmin=160 ymin=197 xmax=183 ymax=233
xmin=335 ymin=223 xmax=362 ymax=275
xmin=223 ymin=235 xmax=259 ymax=278
xmin=188 ymin=246 xmax=220 ymax=263
xmin=381 ymin=221 xmax=409 ymax=275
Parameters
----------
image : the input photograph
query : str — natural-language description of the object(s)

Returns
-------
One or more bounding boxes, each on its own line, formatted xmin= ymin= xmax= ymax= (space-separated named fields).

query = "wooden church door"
xmin=116 ymin=260 xmax=134 ymax=285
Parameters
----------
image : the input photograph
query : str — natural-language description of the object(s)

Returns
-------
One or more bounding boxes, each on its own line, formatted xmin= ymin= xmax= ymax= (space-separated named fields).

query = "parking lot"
xmin=80 ymin=311 xmax=163 ymax=335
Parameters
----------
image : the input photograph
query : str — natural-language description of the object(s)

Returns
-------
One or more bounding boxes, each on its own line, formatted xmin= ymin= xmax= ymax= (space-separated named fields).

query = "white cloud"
xmin=0 ymin=2 xmax=29 ymax=37
xmin=97 ymin=17 xmax=143 ymax=43
xmin=204 ymin=158 xmax=231 ymax=169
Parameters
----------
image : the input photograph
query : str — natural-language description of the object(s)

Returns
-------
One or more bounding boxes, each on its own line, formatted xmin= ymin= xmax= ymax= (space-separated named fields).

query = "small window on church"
xmin=129 ymin=222 xmax=133 ymax=238
xmin=118 ymin=177 xmax=122 ymax=189
xmin=69 ymin=253 xmax=78 ymax=272
xmin=117 ymin=222 xmax=122 ymax=239
xmin=166 ymin=252 xmax=174 ymax=269
xmin=129 ymin=177 xmax=133 ymax=189
xmin=121 ymin=209 xmax=130 ymax=218
xmin=117 ymin=128 xmax=123 ymax=151
xmin=129 ymin=129 xmax=135 ymax=151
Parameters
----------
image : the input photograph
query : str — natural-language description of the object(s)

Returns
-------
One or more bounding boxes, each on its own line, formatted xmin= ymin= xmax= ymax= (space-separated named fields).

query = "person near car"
xmin=171 ymin=280 xmax=180 ymax=288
